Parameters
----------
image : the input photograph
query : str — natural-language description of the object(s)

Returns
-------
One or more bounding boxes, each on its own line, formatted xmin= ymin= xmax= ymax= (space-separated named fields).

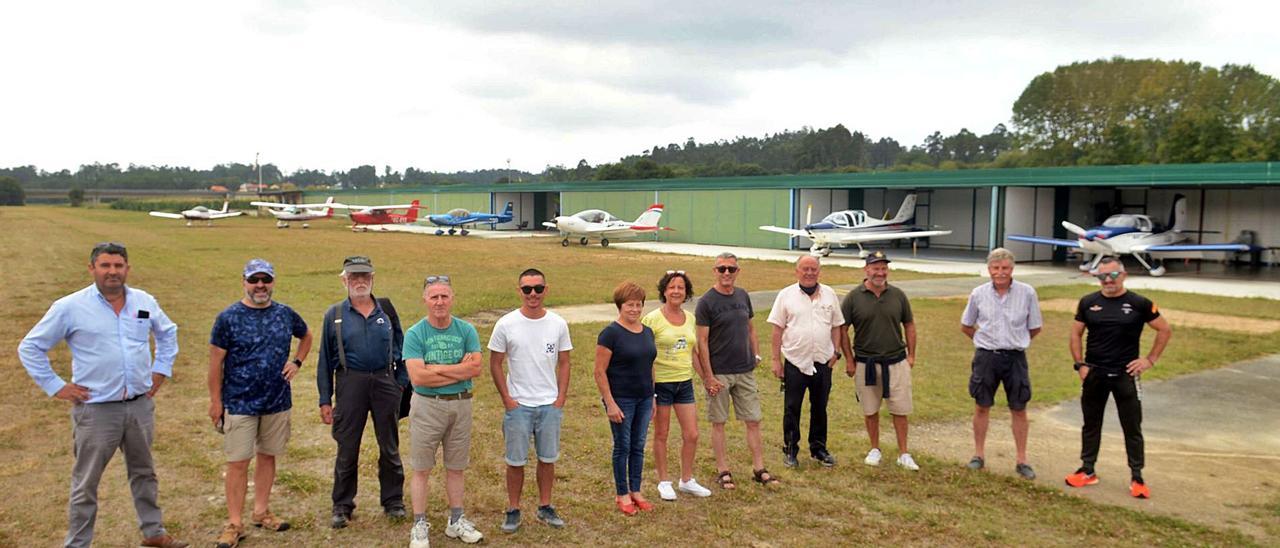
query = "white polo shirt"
xmin=766 ymin=283 xmax=844 ymax=375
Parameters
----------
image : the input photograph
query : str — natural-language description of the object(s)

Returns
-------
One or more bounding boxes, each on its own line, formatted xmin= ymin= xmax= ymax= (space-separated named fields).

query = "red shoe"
xmin=1064 ymin=469 xmax=1099 ymax=488
xmin=630 ymin=495 xmax=655 ymax=512
xmin=615 ymin=498 xmax=638 ymax=516
xmin=1130 ymin=479 xmax=1150 ymax=499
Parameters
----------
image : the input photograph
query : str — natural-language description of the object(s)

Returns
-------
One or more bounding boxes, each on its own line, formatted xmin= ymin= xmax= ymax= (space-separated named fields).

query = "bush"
xmin=109 ymin=198 xmax=255 ymax=212
xmin=0 ymin=176 xmax=24 ymax=206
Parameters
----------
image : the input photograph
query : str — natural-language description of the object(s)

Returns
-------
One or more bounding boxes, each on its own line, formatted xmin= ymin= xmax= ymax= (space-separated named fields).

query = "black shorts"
xmin=968 ymin=349 xmax=1032 ymax=410
xmin=654 ymin=380 xmax=696 ymax=406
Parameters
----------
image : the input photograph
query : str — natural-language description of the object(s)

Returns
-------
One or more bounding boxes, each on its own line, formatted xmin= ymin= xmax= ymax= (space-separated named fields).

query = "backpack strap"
xmin=377 ymin=297 xmax=400 ymax=373
xmin=328 ymin=303 xmax=348 ymax=372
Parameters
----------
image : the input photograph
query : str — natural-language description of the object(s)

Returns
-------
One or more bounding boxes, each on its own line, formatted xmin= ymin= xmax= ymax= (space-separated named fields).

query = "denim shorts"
xmin=654 ymin=380 xmax=696 ymax=406
xmin=503 ymin=404 xmax=563 ymax=466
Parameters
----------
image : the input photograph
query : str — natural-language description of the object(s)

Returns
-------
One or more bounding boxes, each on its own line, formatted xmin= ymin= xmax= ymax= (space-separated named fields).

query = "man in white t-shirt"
xmin=488 ymin=268 xmax=572 ymax=534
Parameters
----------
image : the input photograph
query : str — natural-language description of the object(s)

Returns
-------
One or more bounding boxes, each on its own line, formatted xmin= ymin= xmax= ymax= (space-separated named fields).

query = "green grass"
xmin=1035 ymin=284 xmax=1280 ymax=320
xmin=0 ymin=206 xmax=1274 ymax=546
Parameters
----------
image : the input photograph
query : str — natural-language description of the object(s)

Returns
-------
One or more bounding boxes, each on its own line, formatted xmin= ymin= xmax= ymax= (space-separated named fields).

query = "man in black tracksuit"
xmin=1065 ymin=257 xmax=1172 ymax=499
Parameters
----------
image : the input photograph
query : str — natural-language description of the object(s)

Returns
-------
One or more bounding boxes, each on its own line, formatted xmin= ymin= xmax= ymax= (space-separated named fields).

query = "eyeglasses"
xmin=424 ymin=275 xmax=451 ymax=288
xmin=246 ymin=275 xmax=274 ymax=284
xmin=665 ymin=270 xmax=685 ymax=275
xmin=520 ymin=284 xmax=546 ymax=295
xmin=714 ymin=265 xmax=739 ymax=274
xmin=1094 ymin=271 xmax=1122 ymax=281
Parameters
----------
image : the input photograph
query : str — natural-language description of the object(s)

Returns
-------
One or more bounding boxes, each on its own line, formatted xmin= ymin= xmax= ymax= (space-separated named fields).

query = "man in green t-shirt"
xmin=402 ymin=276 xmax=484 ymax=547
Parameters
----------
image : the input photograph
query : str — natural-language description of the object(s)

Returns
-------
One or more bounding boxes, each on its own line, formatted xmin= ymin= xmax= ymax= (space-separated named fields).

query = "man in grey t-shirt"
xmin=695 ymin=253 xmax=778 ymax=488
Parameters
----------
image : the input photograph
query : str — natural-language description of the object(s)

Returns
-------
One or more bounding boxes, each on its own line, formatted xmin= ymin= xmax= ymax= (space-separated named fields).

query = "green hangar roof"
xmin=327 ymin=161 xmax=1280 ymax=194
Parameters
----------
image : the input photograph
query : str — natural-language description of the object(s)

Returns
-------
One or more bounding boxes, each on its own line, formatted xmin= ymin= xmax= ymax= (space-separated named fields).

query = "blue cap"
xmin=243 ymin=258 xmax=275 ymax=278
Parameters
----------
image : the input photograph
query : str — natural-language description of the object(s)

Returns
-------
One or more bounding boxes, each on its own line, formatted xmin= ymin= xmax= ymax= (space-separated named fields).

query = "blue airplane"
xmin=426 ymin=201 xmax=514 ymax=235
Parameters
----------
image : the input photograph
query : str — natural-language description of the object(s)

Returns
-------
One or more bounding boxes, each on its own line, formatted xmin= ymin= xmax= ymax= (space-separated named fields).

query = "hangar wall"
xmin=303 ymin=191 xmax=490 ymax=217
xmin=491 ymin=192 xmax=537 ymax=230
xmin=560 ymin=189 xmax=792 ymax=248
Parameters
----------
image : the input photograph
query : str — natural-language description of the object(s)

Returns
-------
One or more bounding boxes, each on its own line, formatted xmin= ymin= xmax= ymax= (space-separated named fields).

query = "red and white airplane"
xmin=542 ymin=203 xmax=672 ymax=247
xmin=329 ymin=200 xmax=423 ymax=231
xmin=249 ymin=196 xmax=339 ymax=228
xmin=148 ymin=201 xmax=243 ymax=226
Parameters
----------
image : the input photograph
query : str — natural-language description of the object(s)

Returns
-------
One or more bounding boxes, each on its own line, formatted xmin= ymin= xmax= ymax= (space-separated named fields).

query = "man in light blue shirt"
xmin=17 ymin=242 xmax=186 ymax=548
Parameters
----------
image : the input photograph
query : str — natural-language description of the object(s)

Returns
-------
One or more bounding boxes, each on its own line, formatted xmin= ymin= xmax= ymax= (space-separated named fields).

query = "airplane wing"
xmin=330 ymin=203 xmax=419 ymax=211
xmin=816 ymin=229 xmax=953 ymax=245
xmin=1007 ymin=235 xmax=1082 ymax=248
xmin=250 ymin=201 xmax=340 ymax=209
xmin=148 ymin=212 xmax=183 ymax=219
xmin=207 ymin=211 xmax=244 ymax=219
xmin=758 ymin=225 xmax=809 ymax=239
xmin=1135 ymin=243 xmax=1250 ymax=252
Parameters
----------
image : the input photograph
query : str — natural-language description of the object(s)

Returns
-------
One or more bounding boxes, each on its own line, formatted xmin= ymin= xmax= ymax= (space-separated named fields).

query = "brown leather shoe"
xmin=251 ymin=509 xmax=291 ymax=532
xmin=214 ymin=523 xmax=244 ymax=548
xmin=141 ymin=533 xmax=189 ymax=548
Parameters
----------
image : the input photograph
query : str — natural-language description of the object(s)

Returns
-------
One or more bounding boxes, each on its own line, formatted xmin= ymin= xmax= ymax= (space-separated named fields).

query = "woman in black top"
xmin=593 ymin=281 xmax=657 ymax=515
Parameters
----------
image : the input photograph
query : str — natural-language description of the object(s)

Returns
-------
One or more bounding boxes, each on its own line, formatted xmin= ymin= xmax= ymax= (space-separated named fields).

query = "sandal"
xmin=752 ymin=468 xmax=780 ymax=486
xmin=615 ymin=498 xmax=638 ymax=516
xmin=716 ymin=470 xmax=736 ymax=490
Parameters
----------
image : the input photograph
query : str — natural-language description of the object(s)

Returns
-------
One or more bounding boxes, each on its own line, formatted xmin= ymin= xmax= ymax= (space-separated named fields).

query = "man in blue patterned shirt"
xmin=208 ymin=258 xmax=312 ymax=548
xmin=19 ymin=242 xmax=187 ymax=548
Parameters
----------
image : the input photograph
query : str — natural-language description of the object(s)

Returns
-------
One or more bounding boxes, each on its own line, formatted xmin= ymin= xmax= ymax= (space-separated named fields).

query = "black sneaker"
xmin=812 ymin=451 xmax=836 ymax=467
xmin=536 ymin=505 xmax=565 ymax=528
xmin=967 ymin=456 xmax=985 ymax=470
xmin=385 ymin=506 xmax=407 ymax=519
xmin=330 ymin=512 xmax=351 ymax=529
xmin=501 ymin=509 xmax=521 ymax=534
xmin=1015 ymin=463 xmax=1036 ymax=480
xmin=783 ymin=451 xmax=799 ymax=468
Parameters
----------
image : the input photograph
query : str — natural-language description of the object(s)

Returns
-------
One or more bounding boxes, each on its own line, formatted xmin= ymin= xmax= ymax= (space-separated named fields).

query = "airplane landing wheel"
xmin=1149 ymin=265 xmax=1167 ymax=277
xmin=448 ymin=228 xmax=456 ymax=235
xmin=1078 ymin=262 xmax=1092 ymax=271
xmin=460 ymin=229 xmax=469 ymax=236
xmin=276 ymin=221 xmax=288 ymax=229
xmin=601 ymin=238 xmax=610 ymax=247
xmin=579 ymin=237 xmax=589 ymax=246
xmin=436 ymin=230 xmax=444 ymax=236
xmin=561 ymin=238 xmax=570 ymax=247
xmin=185 ymin=221 xmax=193 ymax=227
xmin=302 ymin=223 xmax=310 ymax=229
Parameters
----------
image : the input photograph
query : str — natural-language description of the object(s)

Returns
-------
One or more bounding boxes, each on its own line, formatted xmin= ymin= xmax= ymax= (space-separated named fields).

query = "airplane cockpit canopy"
xmin=192 ymin=206 xmax=210 ymax=212
xmin=820 ymin=210 xmax=868 ymax=228
xmin=447 ymin=208 xmax=470 ymax=218
xmin=1101 ymin=214 xmax=1153 ymax=232
xmin=574 ymin=210 xmax=617 ymax=223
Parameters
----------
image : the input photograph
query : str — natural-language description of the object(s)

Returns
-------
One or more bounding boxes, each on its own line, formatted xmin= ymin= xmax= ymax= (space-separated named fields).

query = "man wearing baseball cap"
xmin=317 ymin=256 xmax=409 ymax=528
xmin=209 ymin=259 xmax=313 ymax=548
xmin=839 ymin=251 xmax=920 ymax=471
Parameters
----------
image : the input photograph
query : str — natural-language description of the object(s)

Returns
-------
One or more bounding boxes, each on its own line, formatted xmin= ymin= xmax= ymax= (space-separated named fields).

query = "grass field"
xmin=1 ymin=206 xmax=1275 ymax=546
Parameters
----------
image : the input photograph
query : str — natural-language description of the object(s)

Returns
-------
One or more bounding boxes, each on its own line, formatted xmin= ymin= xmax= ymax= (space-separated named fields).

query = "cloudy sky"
xmin=2 ymin=1 xmax=1277 ymax=174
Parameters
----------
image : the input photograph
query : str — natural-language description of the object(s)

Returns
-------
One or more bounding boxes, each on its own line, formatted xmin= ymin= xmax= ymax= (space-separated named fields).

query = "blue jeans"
xmin=608 ymin=396 xmax=654 ymax=496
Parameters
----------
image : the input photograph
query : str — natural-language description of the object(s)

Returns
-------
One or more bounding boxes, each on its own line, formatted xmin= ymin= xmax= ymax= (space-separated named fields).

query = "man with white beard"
xmin=316 ymin=256 xmax=409 ymax=528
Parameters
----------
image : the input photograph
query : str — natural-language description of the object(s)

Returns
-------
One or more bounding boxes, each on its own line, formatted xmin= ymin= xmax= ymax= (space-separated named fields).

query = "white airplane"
xmin=249 ymin=196 xmax=339 ymax=228
xmin=1007 ymin=194 xmax=1249 ymax=276
xmin=759 ymin=194 xmax=952 ymax=257
xmin=542 ymin=203 xmax=672 ymax=247
xmin=148 ymin=201 xmax=243 ymax=226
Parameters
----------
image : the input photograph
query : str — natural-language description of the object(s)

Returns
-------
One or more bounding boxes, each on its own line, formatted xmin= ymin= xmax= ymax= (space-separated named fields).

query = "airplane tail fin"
xmin=502 ymin=201 xmax=514 ymax=217
xmin=323 ymin=196 xmax=335 ymax=218
xmin=220 ymin=201 xmax=230 ymax=213
xmin=890 ymin=194 xmax=917 ymax=224
xmin=407 ymin=200 xmax=421 ymax=223
xmin=1169 ymin=194 xmax=1187 ymax=232
xmin=633 ymin=204 xmax=665 ymax=227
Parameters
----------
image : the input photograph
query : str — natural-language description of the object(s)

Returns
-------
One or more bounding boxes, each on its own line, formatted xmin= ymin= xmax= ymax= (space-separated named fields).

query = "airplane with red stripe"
xmin=543 ymin=203 xmax=672 ymax=247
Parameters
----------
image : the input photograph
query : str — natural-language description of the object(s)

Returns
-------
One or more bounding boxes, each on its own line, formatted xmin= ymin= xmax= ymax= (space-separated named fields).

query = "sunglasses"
xmin=1094 ymin=271 xmax=1122 ymax=281
xmin=246 ymin=275 xmax=274 ymax=284
xmin=714 ymin=265 xmax=739 ymax=274
xmin=424 ymin=275 xmax=451 ymax=286
xmin=520 ymin=284 xmax=546 ymax=295
xmin=666 ymin=270 xmax=685 ymax=275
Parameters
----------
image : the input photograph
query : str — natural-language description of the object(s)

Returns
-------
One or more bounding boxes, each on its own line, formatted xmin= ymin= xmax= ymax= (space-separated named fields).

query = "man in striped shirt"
xmin=960 ymin=248 xmax=1042 ymax=480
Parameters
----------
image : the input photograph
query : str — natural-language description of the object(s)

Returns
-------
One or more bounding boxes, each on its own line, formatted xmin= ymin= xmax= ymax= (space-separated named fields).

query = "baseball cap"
xmin=342 ymin=255 xmax=374 ymax=274
xmin=244 ymin=258 xmax=275 ymax=278
xmin=864 ymin=250 xmax=892 ymax=265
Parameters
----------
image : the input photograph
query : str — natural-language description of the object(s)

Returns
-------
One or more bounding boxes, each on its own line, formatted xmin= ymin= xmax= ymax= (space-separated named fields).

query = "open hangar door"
xmin=490 ymin=191 xmax=558 ymax=230
xmin=803 ymin=188 xmax=982 ymax=257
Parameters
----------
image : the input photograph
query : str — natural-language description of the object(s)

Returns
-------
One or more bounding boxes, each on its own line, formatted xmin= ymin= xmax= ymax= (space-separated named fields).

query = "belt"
xmin=123 ymin=393 xmax=146 ymax=402
xmin=856 ymin=352 xmax=907 ymax=399
xmin=416 ymin=391 xmax=473 ymax=401
xmin=978 ymin=348 xmax=1025 ymax=354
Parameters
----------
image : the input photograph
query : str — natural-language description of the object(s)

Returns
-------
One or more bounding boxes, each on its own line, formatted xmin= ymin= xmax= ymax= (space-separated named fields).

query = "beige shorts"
xmin=707 ymin=372 xmax=763 ymax=424
xmin=854 ymin=360 xmax=913 ymax=416
xmin=410 ymin=394 xmax=473 ymax=471
xmin=224 ymin=410 xmax=291 ymax=462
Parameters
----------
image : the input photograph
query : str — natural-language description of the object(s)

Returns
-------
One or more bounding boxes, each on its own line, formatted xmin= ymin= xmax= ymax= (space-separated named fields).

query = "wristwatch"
xmin=1073 ymin=361 xmax=1087 ymax=371
xmin=291 ymin=358 xmax=303 ymax=368
xmin=833 ymin=351 xmax=842 ymax=360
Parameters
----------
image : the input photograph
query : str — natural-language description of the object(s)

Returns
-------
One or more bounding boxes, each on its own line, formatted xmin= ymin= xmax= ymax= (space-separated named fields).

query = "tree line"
xmin=4 ymin=57 xmax=1277 ymax=193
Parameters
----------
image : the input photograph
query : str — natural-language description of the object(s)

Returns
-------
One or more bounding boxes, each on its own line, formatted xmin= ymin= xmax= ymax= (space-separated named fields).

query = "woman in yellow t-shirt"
xmin=641 ymin=271 xmax=716 ymax=500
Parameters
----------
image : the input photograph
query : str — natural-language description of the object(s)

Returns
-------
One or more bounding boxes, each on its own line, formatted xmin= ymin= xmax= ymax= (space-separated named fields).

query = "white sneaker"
xmin=410 ymin=519 xmax=430 ymax=548
xmin=677 ymin=478 xmax=712 ymax=498
xmin=896 ymin=453 xmax=920 ymax=471
xmin=864 ymin=448 xmax=883 ymax=466
xmin=657 ymin=481 xmax=677 ymax=501
xmin=445 ymin=515 xmax=483 ymax=544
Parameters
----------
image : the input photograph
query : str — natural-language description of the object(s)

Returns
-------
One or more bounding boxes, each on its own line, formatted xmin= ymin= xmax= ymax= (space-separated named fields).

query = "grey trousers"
xmin=66 ymin=396 xmax=165 ymax=547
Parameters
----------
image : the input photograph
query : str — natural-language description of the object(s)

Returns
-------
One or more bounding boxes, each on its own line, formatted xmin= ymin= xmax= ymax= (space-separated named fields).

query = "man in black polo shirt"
xmin=1066 ymin=257 xmax=1171 ymax=499
xmin=317 ymin=256 xmax=408 ymax=527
